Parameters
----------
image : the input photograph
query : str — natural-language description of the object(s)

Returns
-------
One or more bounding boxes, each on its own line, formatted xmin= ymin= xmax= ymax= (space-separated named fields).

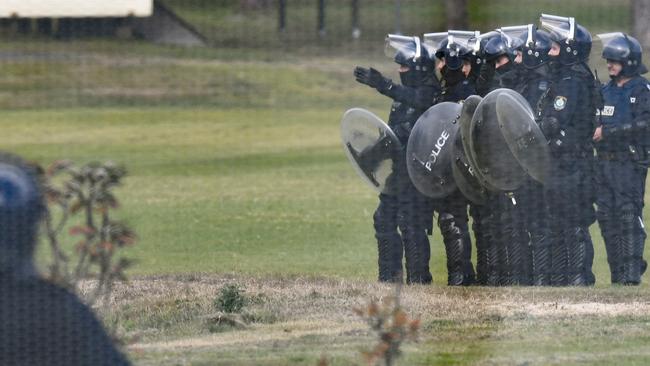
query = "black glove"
xmin=539 ymin=116 xmax=561 ymax=139
xmin=354 ymin=66 xmax=392 ymax=92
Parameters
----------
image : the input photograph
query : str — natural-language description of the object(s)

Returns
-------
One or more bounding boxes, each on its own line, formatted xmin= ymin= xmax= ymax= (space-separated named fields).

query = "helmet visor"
xmin=449 ymin=30 xmax=479 ymax=53
xmin=540 ymin=13 xmax=575 ymax=41
xmin=384 ymin=34 xmax=421 ymax=62
xmin=422 ymin=32 xmax=448 ymax=57
xmin=597 ymin=32 xmax=630 ymax=58
xmin=499 ymin=25 xmax=530 ymax=49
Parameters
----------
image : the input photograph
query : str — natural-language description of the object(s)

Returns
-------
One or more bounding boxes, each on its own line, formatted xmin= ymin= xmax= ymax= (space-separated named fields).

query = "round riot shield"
xmin=341 ymin=108 xmax=401 ymax=194
xmin=495 ymin=90 xmax=551 ymax=184
xmin=453 ymin=96 xmax=489 ymax=204
xmin=458 ymin=95 xmax=500 ymax=191
xmin=468 ymin=89 xmax=528 ymax=191
xmin=406 ymin=102 xmax=460 ymax=199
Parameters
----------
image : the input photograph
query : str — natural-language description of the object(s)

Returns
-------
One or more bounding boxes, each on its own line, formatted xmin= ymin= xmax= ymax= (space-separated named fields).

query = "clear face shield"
xmin=540 ymin=13 xmax=575 ymax=43
xmin=499 ymin=25 xmax=530 ymax=49
xmin=596 ymin=32 xmax=628 ymax=56
xmin=422 ymin=32 xmax=448 ymax=59
xmin=595 ymin=32 xmax=629 ymax=77
xmin=384 ymin=34 xmax=421 ymax=63
xmin=448 ymin=30 xmax=479 ymax=53
xmin=474 ymin=30 xmax=500 ymax=54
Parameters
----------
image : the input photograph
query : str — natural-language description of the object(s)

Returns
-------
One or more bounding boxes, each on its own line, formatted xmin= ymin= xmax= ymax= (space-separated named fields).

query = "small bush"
xmin=214 ymin=284 xmax=247 ymax=313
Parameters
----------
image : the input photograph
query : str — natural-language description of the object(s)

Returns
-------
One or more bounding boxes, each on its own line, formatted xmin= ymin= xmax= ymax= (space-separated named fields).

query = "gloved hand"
xmin=539 ymin=116 xmax=561 ymax=139
xmin=354 ymin=66 xmax=392 ymax=92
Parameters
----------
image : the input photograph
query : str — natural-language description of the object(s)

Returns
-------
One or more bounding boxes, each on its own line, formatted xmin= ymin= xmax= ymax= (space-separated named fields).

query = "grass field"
xmin=1 ymin=9 xmax=650 ymax=363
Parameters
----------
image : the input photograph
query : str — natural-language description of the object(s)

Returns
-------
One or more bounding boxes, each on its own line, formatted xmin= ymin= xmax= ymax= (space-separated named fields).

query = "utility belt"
xmin=554 ymin=148 xmax=593 ymax=160
xmin=596 ymin=146 xmax=650 ymax=162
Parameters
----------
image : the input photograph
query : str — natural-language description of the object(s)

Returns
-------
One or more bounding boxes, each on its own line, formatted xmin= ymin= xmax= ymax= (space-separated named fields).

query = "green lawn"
xmin=0 ymin=104 xmax=632 ymax=286
xmin=1 ymin=28 xmax=650 ymax=364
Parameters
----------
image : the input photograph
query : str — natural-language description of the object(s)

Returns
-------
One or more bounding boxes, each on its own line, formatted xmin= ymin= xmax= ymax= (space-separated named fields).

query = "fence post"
xmin=351 ymin=0 xmax=360 ymax=38
xmin=318 ymin=0 xmax=326 ymax=37
xmin=278 ymin=0 xmax=286 ymax=32
xmin=394 ymin=0 xmax=401 ymax=35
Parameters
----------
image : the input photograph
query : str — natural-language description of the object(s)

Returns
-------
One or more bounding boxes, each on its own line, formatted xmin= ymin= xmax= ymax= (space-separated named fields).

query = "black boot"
xmin=501 ymin=207 xmax=532 ymax=286
xmin=402 ymin=228 xmax=432 ymax=285
xmin=550 ymin=228 xmax=568 ymax=286
xmin=620 ymin=210 xmax=647 ymax=285
xmin=530 ymin=229 xmax=552 ymax=286
xmin=597 ymin=211 xmax=623 ymax=284
xmin=376 ymin=232 xmax=403 ymax=283
xmin=439 ymin=213 xmax=475 ymax=286
xmin=565 ymin=227 xmax=595 ymax=286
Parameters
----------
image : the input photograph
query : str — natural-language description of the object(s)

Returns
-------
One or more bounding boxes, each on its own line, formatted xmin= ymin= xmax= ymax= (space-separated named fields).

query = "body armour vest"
xmin=598 ymin=77 xmax=649 ymax=152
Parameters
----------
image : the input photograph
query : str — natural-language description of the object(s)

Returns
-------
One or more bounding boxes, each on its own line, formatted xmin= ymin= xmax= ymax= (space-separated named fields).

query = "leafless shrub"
xmin=354 ymin=286 xmax=420 ymax=366
xmin=39 ymin=160 xmax=136 ymax=308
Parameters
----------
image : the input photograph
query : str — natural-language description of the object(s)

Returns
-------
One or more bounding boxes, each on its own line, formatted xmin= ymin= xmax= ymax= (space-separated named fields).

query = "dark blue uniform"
xmin=434 ymin=74 xmax=477 ymax=286
xmin=374 ymin=81 xmax=439 ymax=284
xmin=514 ymin=63 xmax=554 ymax=286
xmin=537 ymin=62 xmax=597 ymax=286
xmin=595 ymin=75 xmax=650 ymax=284
xmin=472 ymin=60 xmax=532 ymax=286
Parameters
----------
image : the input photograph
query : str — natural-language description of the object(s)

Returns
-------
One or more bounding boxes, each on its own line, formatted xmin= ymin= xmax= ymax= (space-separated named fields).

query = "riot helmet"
xmin=385 ymin=34 xmax=436 ymax=86
xmin=597 ymin=32 xmax=648 ymax=77
xmin=428 ymin=32 xmax=471 ymax=71
xmin=483 ymin=32 xmax=517 ymax=63
xmin=0 ymin=152 xmax=44 ymax=276
xmin=520 ymin=25 xmax=553 ymax=69
xmin=540 ymin=13 xmax=592 ymax=65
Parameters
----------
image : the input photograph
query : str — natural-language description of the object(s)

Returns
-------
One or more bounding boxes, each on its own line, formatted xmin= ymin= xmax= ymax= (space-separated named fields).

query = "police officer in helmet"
xmin=593 ymin=32 xmax=650 ymax=285
xmin=430 ymin=33 xmax=477 ymax=286
xmin=354 ymin=35 xmax=440 ymax=284
xmin=537 ymin=14 xmax=597 ymax=286
xmin=512 ymin=25 xmax=555 ymax=285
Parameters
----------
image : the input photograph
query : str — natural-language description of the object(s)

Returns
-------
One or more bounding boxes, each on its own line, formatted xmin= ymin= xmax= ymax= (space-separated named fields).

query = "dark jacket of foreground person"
xmin=0 ymin=152 xmax=130 ymax=366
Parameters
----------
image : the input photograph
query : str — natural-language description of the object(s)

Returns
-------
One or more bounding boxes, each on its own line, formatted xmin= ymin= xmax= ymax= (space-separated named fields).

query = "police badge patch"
xmin=554 ymin=96 xmax=567 ymax=111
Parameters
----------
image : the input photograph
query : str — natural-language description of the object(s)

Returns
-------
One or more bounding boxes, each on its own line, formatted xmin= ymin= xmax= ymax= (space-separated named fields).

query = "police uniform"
xmin=355 ymin=36 xmax=439 ymax=284
xmin=434 ymin=69 xmax=477 ymax=286
xmin=537 ymin=62 xmax=597 ymax=286
xmin=595 ymin=75 xmax=650 ymax=284
xmin=375 ymin=81 xmax=439 ymax=284
xmin=515 ymin=62 xmax=554 ymax=286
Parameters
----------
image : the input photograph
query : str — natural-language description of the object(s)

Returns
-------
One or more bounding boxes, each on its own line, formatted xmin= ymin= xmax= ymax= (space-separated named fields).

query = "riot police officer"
xmin=432 ymin=35 xmax=477 ymax=286
xmin=470 ymin=30 xmax=532 ymax=286
xmin=354 ymin=35 xmax=440 ymax=284
xmin=593 ymin=32 xmax=650 ymax=285
xmin=476 ymin=32 xmax=521 ymax=95
xmin=515 ymin=26 xmax=556 ymax=285
xmin=537 ymin=14 xmax=597 ymax=286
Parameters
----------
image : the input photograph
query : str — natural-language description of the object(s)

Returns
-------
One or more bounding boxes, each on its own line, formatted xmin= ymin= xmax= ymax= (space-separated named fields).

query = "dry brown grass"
xmin=86 ymin=274 xmax=650 ymax=365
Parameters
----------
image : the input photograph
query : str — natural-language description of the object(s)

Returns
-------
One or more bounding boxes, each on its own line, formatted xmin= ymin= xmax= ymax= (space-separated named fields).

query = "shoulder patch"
xmin=631 ymin=97 xmax=636 ymax=103
xmin=554 ymin=96 xmax=567 ymax=111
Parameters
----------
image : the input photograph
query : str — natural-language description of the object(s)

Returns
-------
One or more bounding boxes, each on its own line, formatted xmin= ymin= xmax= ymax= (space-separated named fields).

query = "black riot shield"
xmin=468 ymin=88 xmax=550 ymax=191
xmin=340 ymin=108 xmax=402 ymax=194
xmin=495 ymin=90 xmax=551 ymax=184
xmin=453 ymin=95 xmax=489 ymax=204
xmin=406 ymin=102 xmax=460 ymax=199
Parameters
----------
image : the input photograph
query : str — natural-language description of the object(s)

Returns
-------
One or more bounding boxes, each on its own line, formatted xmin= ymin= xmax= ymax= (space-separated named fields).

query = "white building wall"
xmin=0 ymin=0 xmax=153 ymax=18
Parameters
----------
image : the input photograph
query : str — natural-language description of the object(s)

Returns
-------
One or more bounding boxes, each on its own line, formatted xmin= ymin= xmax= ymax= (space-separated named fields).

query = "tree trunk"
xmin=445 ymin=0 xmax=468 ymax=30
xmin=633 ymin=0 xmax=650 ymax=50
